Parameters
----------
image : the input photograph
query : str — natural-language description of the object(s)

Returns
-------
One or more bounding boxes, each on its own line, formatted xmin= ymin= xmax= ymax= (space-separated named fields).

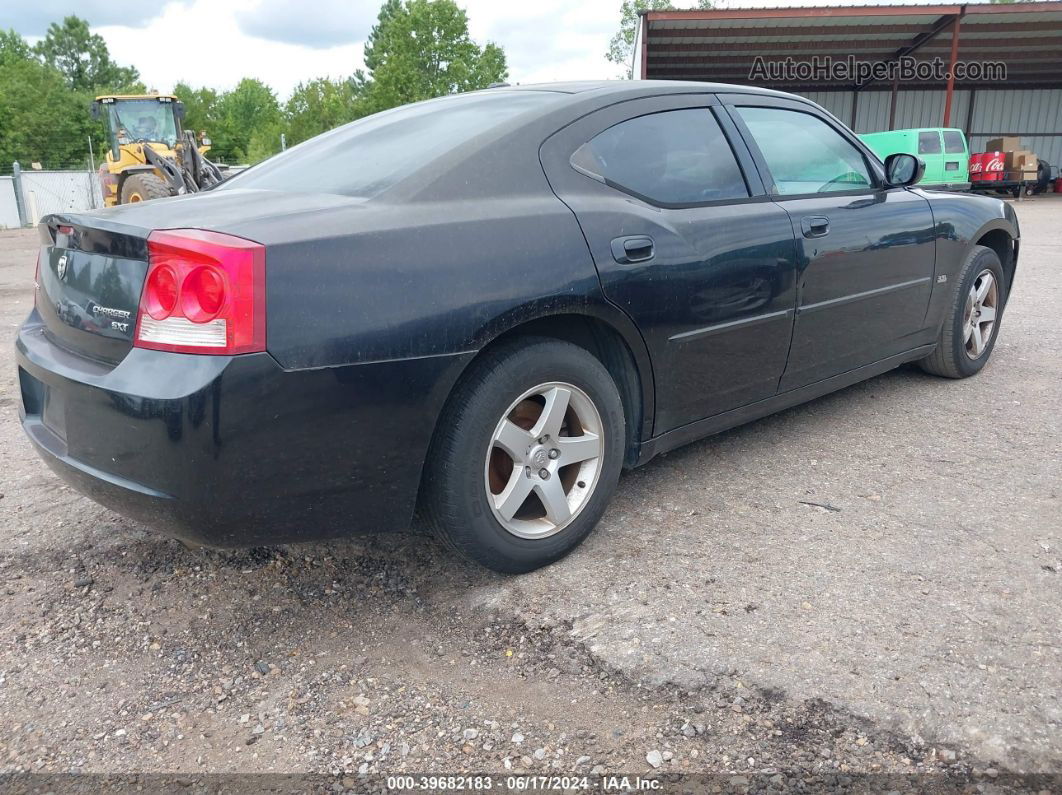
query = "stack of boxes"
xmin=985 ymin=136 xmax=1039 ymax=182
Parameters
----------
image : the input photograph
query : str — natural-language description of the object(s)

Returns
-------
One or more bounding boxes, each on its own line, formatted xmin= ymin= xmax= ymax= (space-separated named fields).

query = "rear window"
xmin=918 ymin=132 xmax=942 ymax=154
xmin=943 ymin=130 xmax=966 ymax=153
xmin=220 ymin=91 xmax=562 ymax=198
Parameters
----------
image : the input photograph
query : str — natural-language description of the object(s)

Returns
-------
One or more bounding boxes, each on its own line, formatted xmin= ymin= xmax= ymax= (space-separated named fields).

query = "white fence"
xmin=2 ymin=165 xmax=248 ymax=228
xmin=1 ymin=167 xmax=103 ymax=228
xmin=19 ymin=170 xmax=103 ymax=225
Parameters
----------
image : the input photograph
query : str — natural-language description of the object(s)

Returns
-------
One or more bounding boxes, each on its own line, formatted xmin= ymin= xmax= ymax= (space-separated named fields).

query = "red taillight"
xmin=144 ymin=265 xmax=179 ymax=319
xmin=182 ymin=266 xmax=226 ymax=321
xmin=134 ymin=229 xmax=265 ymax=355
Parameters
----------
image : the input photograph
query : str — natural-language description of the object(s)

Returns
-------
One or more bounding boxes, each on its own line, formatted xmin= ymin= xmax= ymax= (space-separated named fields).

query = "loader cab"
xmin=92 ymin=95 xmax=186 ymax=160
xmin=91 ymin=93 xmax=222 ymax=207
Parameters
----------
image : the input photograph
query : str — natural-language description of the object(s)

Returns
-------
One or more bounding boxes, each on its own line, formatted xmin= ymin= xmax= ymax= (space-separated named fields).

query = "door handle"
xmin=611 ymin=235 xmax=655 ymax=264
xmin=801 ymin=216 xmax=830 ymax=238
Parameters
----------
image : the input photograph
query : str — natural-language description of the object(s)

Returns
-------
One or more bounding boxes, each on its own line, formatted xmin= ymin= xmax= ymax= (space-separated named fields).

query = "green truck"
xmin=859 ymin=128 xmax=970 ymax=191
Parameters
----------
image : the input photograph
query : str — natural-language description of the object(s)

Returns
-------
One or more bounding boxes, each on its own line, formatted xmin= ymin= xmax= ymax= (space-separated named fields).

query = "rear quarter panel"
xmin=230 ymin=195 xmax=605 ymax=370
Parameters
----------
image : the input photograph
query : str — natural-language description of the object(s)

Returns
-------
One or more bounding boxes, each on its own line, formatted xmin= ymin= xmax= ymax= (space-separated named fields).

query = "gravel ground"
xmin=0 ymin=197 xmax=1059 ymax=790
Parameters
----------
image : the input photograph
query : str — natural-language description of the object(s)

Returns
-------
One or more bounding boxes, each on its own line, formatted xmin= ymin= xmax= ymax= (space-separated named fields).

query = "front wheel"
xmin=422 ymin=338 xmax=625 ymax=573
xmin=919 ymin=244 xmax=1007 ymax=378
xmin=121 ymin=172 xmax=171 ymax=203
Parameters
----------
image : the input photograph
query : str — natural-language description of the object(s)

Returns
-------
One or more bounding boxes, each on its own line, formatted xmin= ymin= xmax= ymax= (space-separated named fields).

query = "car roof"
xmin=501 ymin=80 xmax=798 ymax=100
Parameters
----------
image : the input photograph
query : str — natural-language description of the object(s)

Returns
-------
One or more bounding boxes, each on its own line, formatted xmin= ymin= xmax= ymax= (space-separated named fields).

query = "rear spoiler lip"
xmin=40 ymin=213 xmax=151 ymax=260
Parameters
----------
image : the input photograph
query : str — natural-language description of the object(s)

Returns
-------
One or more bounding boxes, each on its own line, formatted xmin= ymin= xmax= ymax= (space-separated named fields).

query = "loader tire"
xmin=121 ymin=173 xmax=171 ymax=204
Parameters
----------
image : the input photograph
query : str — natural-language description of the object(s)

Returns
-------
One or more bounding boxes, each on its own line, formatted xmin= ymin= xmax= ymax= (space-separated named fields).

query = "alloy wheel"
xmin=964 ymin=269 xmax=999 ymax=359
xmin=484 ymin=382 xmax=604 ymax=540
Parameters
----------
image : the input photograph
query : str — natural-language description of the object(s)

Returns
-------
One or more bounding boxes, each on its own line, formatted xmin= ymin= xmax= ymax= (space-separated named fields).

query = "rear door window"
xmin=918 ymin=131 xmax=943 ymax=154
xmin=734 ymin=106 xmax=873 ymax=195
xmin=942 ymin=131 xmax=966 ymax=153
xmin=570 ymin=109 xmax=749 ymax=205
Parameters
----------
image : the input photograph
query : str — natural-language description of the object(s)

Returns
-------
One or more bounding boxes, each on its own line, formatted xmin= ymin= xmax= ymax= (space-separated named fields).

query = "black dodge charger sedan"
xmin=17 ymin=81 xmax=1018 ymax=572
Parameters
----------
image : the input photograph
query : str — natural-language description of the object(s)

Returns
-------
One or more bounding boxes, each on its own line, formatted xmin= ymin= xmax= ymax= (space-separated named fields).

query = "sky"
xmin=6 ymin=0 xmax=995 ymax=100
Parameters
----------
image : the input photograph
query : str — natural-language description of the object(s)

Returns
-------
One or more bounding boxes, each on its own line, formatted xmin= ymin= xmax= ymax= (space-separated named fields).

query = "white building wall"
xmin=798 ymin=88 xmax=1062 ymax=167
xmin=967 ymin=89 xmax=1062 ymax=168
xmin=0 ymin=177 xmax=21 ymax=228
xmin=801 ymin=91 xmax=854 ymax=126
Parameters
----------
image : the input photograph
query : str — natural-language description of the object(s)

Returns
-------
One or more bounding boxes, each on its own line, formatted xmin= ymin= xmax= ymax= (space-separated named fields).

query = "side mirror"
xmin=90 ymin=101 xmax=100 ymax=121
xmin=883 ymin=153 xmax=925 ymax=188
xmin=174 ymin=101 xmax=186 ymax=121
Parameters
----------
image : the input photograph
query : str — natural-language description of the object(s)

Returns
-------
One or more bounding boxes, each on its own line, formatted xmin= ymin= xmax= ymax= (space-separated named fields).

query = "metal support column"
xmin=888 ymin=74 xmax=899 ymax=130
xmin=964 ymin=88 xmax=977 ymax=140
xmin=942 ymin=14 xmax=961 ymax=126
xmin=639 ymin=14 xmax=648 ymax=80
xmin=11 ymin=162 xmax=28 ymax=227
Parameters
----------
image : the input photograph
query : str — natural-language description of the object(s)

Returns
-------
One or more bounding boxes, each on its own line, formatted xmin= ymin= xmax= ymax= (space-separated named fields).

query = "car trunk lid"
xmin=36 ymin=218 xmax=151 ymax=366
xmin=34 ymin=189 xmax=365 ymax=365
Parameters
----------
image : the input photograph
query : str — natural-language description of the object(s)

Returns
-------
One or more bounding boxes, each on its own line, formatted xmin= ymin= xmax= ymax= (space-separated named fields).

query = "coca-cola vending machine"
xmin=981 ymin=151 xmax=1005 ymax=182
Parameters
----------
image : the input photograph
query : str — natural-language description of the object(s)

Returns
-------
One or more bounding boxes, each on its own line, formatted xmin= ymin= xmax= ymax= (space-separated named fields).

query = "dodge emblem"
xmin=56 ymin=254 xmax=68 ymax=280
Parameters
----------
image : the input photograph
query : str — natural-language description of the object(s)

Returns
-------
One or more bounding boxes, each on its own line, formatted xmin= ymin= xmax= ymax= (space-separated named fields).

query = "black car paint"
xmin=16 ymin=81 xmax=1019 ymax=547
xmin=539 ymin=94 xmax=802 ymax=431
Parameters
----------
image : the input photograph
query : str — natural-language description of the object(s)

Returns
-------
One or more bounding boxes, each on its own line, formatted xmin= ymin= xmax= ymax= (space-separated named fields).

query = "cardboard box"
xmin=1006 ymin=150 xmax=1038 ymax=174
xmin=986 ymin=136 xmax=1022 ymax=152
xmin=1006 ymin=150 xmax=1028 ymax=167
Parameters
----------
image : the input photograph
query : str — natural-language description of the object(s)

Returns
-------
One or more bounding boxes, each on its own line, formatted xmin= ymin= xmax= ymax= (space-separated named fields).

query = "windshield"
xmin=109 ymin=100 xmax=179 ymax=147
xmin=221 ymin=90 xmax=564 ymax=199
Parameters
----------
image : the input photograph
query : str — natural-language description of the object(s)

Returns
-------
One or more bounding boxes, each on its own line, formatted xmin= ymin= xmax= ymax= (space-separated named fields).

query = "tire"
xmin=121 ymin=172 xmax=171 ymax=204
xmin=918 ymin=245 xmax=1007 ymax=378
xmin=421 ymin=337 xmax=625 ymax=574
xmin=1031 ymin=158 xmax=1051 ymax=194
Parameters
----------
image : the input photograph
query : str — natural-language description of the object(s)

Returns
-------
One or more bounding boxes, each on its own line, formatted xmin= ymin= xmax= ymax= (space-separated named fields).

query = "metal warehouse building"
xmin=636 ymin=1 xmax=1062 ymax=167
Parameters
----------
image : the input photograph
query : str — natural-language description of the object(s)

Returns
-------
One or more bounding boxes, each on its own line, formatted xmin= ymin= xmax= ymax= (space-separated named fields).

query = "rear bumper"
xmin=16 ymin=314 xmax=473 ymax=546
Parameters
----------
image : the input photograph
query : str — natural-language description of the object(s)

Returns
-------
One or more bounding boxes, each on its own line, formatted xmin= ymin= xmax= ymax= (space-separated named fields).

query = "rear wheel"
xmin=422 ymin=338 xmax=625 ymax=573
xmin=121 ymin=173 xmax=170 ymax=204
xmin=919 ymin=245 xmax=1007 ymax=378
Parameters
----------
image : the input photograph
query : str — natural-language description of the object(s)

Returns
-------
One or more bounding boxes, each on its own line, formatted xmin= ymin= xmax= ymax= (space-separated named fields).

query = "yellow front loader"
xmin=92 ymin=94 xmax=227 ymax=206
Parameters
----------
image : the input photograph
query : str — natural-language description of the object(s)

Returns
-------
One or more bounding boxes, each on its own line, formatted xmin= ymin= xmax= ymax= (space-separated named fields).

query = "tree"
xmin=607 ymin=0 xmax=713 ymax=79
xmin=212 ymin=78 xmax=282 ymax=163
xmin=0 ymin=57 xmax=95 ymax=168
xmin=360 ymin=0 xmax=508 ymax=112
xmin=284 ymin=77 xmax=365 ymax=146
xmin=363 ymin=0 xmax=403 ymax=74
xmin=173 ymin=82 xmax=220 ymax=138
xmin=471 ymin=43 xmax=507 ymax=89
xmin=33 ymin=16 xmax=140 ymax=93
xmin=0 ymin=29 xmax=31 ymax=67
xmin=0 ymin=27 xmax=100 ymax=169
